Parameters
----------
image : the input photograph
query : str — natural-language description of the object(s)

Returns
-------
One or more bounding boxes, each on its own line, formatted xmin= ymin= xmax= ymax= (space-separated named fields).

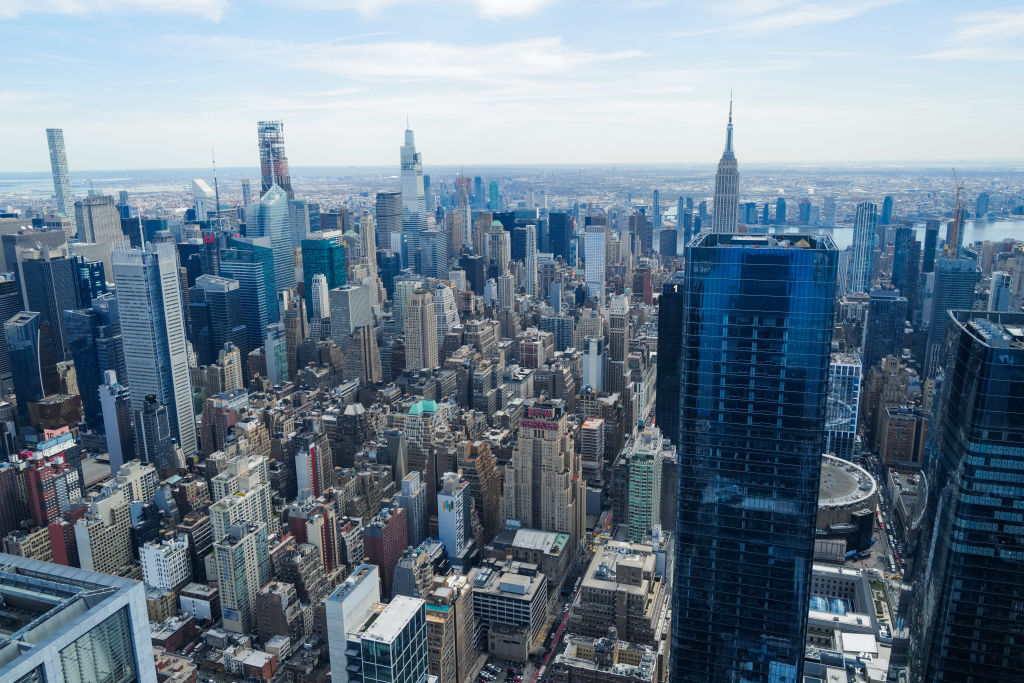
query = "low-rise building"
xmin=471 ymin=559 xmax=547 ymax=662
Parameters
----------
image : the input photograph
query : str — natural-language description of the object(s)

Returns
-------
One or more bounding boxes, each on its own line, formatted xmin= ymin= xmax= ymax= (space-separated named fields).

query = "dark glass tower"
xmin=548 ymin=212 xmax=572 ymax=261
xmin=921 ymin=218 xmax=939 ymax=274
xmin=655 ymin=272 xmax=685 ymax=445
xmin=909 ymin=311 xmax=1024 ymax=682
xmin=891 ymin=227 xmax=920 ymax=318
xmin=861 ymin=288 xmax=908 ymax=375
xmin=670 ymin=233 xmax=837 ymax=683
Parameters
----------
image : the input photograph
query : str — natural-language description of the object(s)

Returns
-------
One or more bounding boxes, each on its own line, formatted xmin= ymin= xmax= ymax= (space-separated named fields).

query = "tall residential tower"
xmin=46 ymin=128 xmax=74 ymax=218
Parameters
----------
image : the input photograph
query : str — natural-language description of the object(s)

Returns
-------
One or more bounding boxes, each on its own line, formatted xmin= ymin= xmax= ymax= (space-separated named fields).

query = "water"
xmin=810 ymin=219 xmax=1024 ymax=251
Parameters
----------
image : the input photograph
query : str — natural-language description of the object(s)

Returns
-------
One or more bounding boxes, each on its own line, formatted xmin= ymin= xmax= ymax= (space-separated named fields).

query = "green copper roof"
xmin=409 ymin=400 xmax=439 ymax=415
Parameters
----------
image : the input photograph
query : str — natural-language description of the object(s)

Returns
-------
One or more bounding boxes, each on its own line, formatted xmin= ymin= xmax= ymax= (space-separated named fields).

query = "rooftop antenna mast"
xmin=212 ymin=148 xmax=222 ymax=231
xmin=949 ymin=168 xmax=964 ymax=258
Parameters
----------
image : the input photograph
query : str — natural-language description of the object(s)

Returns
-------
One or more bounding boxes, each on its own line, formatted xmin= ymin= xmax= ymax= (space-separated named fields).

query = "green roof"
xmin=409 ymin=400 xmax=439 ymax=416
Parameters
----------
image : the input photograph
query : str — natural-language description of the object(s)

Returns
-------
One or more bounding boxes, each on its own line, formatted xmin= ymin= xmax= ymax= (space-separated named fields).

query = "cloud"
xmin=172 ymin=34 xmax=646 ymax=83
xmin=0 ymin=0 xmax=228 ymax=20
xmin=290 ymin=0 xmax=555 ymax=19
xmin=676 ymin=0 xmax=905 ymax=36
xmin=918 ymin=10 xmax=1024 ymax=61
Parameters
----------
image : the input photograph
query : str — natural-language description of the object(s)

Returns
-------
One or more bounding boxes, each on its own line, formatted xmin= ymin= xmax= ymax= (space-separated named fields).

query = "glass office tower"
xmin=671 ymin=233 xmax=837 ymax=683
xmin=909 ymin=311 xmax=1024 ymax=682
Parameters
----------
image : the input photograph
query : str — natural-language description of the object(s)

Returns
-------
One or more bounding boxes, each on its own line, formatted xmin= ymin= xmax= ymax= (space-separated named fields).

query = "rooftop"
xmin=361 ymin=595 xmax=423 ymax=643
xmin=818 ymin=454 xmax=876 ymax=509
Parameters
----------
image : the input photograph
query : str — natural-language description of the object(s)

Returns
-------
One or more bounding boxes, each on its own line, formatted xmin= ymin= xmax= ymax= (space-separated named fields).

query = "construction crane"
xmin=948 ymin=168 xmax=964 ymax=258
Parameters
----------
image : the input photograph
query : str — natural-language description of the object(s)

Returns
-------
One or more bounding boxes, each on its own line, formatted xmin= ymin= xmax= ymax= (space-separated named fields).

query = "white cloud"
xmin=677 ymin=0 xmax=905 ymax=36
xmin=0 ymin=0 xmax=228 ymax=20
xmin=289 ymin=0 xmax=554 ymax=19
xmin=951 ymin=10 xmax=1024 ymax=43
xmin=172 ymin=34 xmax=645 ymax=82
xmin=918 ymin=10 xmax=1024 ymax=61
xmin=919 ymin=47 xmax=1024 ymax=62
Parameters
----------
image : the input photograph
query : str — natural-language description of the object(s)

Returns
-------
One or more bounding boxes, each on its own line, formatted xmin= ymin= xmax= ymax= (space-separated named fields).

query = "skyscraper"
xmin=924 ymin=258 xmax=980 ymax=377
xmin=257 ymin=120 xmax=293 ymax=198
xmin=671 ymin=233 xmax=837 ymax=683
xmin=100 ymin=370 xmax=135 ymax=472
xmin=6 ymin=311 xmax=45 ymax=425
xmin=774 ymin=197 xmax=787 ymax=226
xmin=524 ymin=223 xmax=538 ymax=297
xmin=880 ymin=194 xmax=894 ymax=225
xmin=309 ymin=273 xmax=330 ymax=340
xmin=922 ymin=218 xmax=939 ymax=274
xmin=652 ymin=189 xmax=662 ymax=230
xmin=861 ymin=289 xmax=908 ymax=375
xmin=400 ymin=127 xmax=427 ymax=231
xmin=18 ymin=246 xmax=79 ymax=363
xmin=549 ymin=212 xmax=572 ymax=261
xmin=891 ymin=226 xmax=921 ymax=315
xmin=584 ymin=224 xmax=606 ymax=304
xmin=910 ymin=311 xmax=1024 ymax=682
xmin=375 ymin=191 xmax=403 ymax=250
xmin=848 ymin=201 xmax=877 ymax=293
xmin=825 ymin=352 xmax=861 ymax=461
xmin=437 ymin=471 xmax=472 ymax=564
xmin=112 ymin=242 xmax=197 ymax=457
xmin=655 ymin=272 xmax=685 ymax=446
xmin=245 ymin=182 xmax=295 ymax=294
xmin=46 ymin=128 xmax=74 ymax=218
xmin=301 ymin=230 xmax=346 ymax=320
xmin=502 ymin=398 xmax=585 ymax=550
xmin=215 ymin=521 xmax=271 ymax=634
xmin=711 ymin=97 xmax=739 ymax=234
xmin=219 ymin=244 xmax=273 ymax=351
xmin=404 ymin=288 xmax=438 ymax=371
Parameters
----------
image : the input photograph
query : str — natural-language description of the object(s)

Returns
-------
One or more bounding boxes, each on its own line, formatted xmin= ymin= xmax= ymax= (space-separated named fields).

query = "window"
xmin=59 ymin=606 xmax=138 ymax=683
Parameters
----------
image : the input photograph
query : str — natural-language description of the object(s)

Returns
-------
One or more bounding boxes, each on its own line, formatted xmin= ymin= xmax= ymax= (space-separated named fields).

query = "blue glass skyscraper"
xmin=301 ymin=231 xmax=346 ymax=320
xmin=220 ymin=245 xmax=273 ymax=351
xmin=848 ymin=202 xmax=877 ymax=293
xmin=245 ymin=183 xmax=295 ymax=295
xmin=670 ymin=233 xmax=837 ymax=683
xmin=910 ymin=311 xmax=1024 ymax=682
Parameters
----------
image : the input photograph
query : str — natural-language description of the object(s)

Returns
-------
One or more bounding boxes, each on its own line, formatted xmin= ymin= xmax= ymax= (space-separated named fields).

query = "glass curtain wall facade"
xmin=670 ymin=234 xmax=837 ymax=683
xmin=909 ymin=311 xmax=1024 ymax=682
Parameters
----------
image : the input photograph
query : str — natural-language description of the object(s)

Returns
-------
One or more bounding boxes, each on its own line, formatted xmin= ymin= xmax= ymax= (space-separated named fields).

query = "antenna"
xmin=212 ymin=148 xmax=222 ymax=230
xmin=949 ymin=168 xmax=964 ymax=258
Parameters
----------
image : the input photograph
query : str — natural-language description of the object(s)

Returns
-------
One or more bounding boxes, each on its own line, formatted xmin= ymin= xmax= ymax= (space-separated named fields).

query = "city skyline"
xmin=3 ymin=2 xmax=1024 ymax=171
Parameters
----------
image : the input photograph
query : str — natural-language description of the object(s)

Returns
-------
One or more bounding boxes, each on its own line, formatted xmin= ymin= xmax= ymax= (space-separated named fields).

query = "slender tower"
xmin=46 ymin=128 xmax=74 ymax=218
xmin=711 ymin=95 xmax=739 ymax=234
xmin=400 ymin=125 xmax=427 ymax=231
xmin=257 ymin=120 xmax=294 ymax=199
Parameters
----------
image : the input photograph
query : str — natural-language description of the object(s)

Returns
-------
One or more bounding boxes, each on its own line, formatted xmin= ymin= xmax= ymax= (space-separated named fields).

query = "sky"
xmin=2 ymin=0 xmax=1022 ymax=171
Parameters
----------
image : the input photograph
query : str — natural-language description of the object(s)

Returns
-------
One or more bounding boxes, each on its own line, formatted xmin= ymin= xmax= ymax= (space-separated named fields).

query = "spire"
xmin=723 ymin=91 xmax=735 ymax=159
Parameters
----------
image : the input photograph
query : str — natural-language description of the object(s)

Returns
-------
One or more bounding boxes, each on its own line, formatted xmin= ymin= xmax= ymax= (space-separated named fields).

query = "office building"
xmin=74 ymin=194 xmax=123 ymax=246
xmin=472 ymin=560 xmax=547 ymax=663
xmin=437 ymin=471 xmax=473 ymax=564
xmin=989 ymin=270 xmax=1012 ymax=311
xmin=63 ymin=297 xmax=123 ymax=429
xmin=75 ymin=490 xmax=133 ymax=576
xmin=112 ymin=242 xmax=197 ymax=456
xmin=670 ymin=233 xmax=837 ymax=683
xmin=257 ymin=120 xmax=293 ymax=198
xmin=502 ymin=398 xmax=585 ymax=550
xmin=329 ymin=283 xmax=372 ymax=342
xmin=189 ymin=274 xmax=247 ymax=367
xmin=924 ymin=258 xmax=980 ymax=377
xmin=825 ymin=352 xmax=862 ymax=461
xmin=326 ymin=564 xmax=381 ymax=683
xmin=861 ymin=289 xmax=907 ymax=375
xmin=711 ymin=98 xmax=739 ymax=234
xmin=18 ymin=247 xmax=79 ymax=363
xmin=655 ymin=272 xmax=684 ymax=446
xmin=302 ymin=230 xmax=347 ymax=312
xmin=99 ymin=370 xmax=135 ymax=470
xmin=922 ymin=218 xmax=939 ymax=274
xmin=219 ymin=244 xmax=273 ymax=352
xmin=891 ymin=226 xmax=921 ymax=316
xmin=365 ymin=504 xmax=408 ymax=599
xmin=349 ymin=595 xmax=431 ymax=683
xmin=134 ymin=394 xmax=178 ymax=474
xmin=0 ymin=553 xmax=158 ymax=683
xmin=401 ymin=127 xmax=427 ymax=231
xmin=396 ymin=470 xmax=428 ymax=547
xmin=6 ymin=311 xmax=46 ymax=425
xmin=910 ymin=312 xmax=1024 ymax=682
xmin=214 ymin=521 xmax=271 ymax=634
xmin=405 ymin=288 xmax=439 ymax=371
xmin=581 ymin=336 xmax=605 ymax=392
xmin=880 ymin=195 xmax=894 ymax=225
xmin=46 ymin=128 xmax=74 ymax=218
xmin=848 ymin=202 xmax=877 ymax=293
xmin=245 ymin=181 xmax=295 ymax=294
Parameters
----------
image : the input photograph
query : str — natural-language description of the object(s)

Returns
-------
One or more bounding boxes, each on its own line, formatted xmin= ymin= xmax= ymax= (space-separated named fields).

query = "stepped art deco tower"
xmin=711 ymin=96 xmax=739 ymax=234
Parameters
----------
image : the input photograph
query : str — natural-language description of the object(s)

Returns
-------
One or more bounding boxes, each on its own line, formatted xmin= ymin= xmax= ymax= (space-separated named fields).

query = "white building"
xmin=437 ymin=471 xmax=471 ymax=563
xmin=584 ymin=225 xmax=606 ymax=304
xmin=192 ymin=178 xmax=215 ymax=222
xmin=582 ymin=336 xmax=606 ymax=392
xmin=329 ymin=284 xmax=372 ymax=342
xmin=325 ymin=564 xmax=381 ymax=683
xmin=140 ymin=534 xmax=192 ymax=591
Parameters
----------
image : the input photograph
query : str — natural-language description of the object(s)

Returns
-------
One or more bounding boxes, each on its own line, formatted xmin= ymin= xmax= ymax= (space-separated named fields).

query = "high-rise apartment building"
xmin=112 ymin=242 xmax=197 ymax=456
xmin=140 ymin=534 xmax=192 ymax=591
xmin=214 ymin=521 xmax=271 ymax=634
xmin=584 ymin=224 xmax=606 ymax=304
xmin=405 ymin=288 xmax=439 ymax=371
xmin=257 ymin=120 xmax=293 ymax=198
xmin=524 ymin=223 xmax=538 ymax=297
xmin=848 ymin=201 xmax=877 ymax=293
xmin=502 ymin=398 xmax=585 ymax=550
xmin=46 ymin=128 xmax=74 ymax=218
xmin=910 ymin=312 xmax=1024 ymax=682
xmin=880 ymin=194 xmax=894 ymax=224
xmin=626 ymin=427 xmax=665 ymax=543
xmin=711 ymin=98 xmax=739 ymax=234
xmin=670 ymin=233 xmax=837 ymax=683
xmin=437 ymin=471 xmax=473 ymax=564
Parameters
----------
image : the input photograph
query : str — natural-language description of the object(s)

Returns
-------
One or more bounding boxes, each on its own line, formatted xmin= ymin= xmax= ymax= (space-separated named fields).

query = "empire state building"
xmin=711 ymin=97 xmax=739 ymax=234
